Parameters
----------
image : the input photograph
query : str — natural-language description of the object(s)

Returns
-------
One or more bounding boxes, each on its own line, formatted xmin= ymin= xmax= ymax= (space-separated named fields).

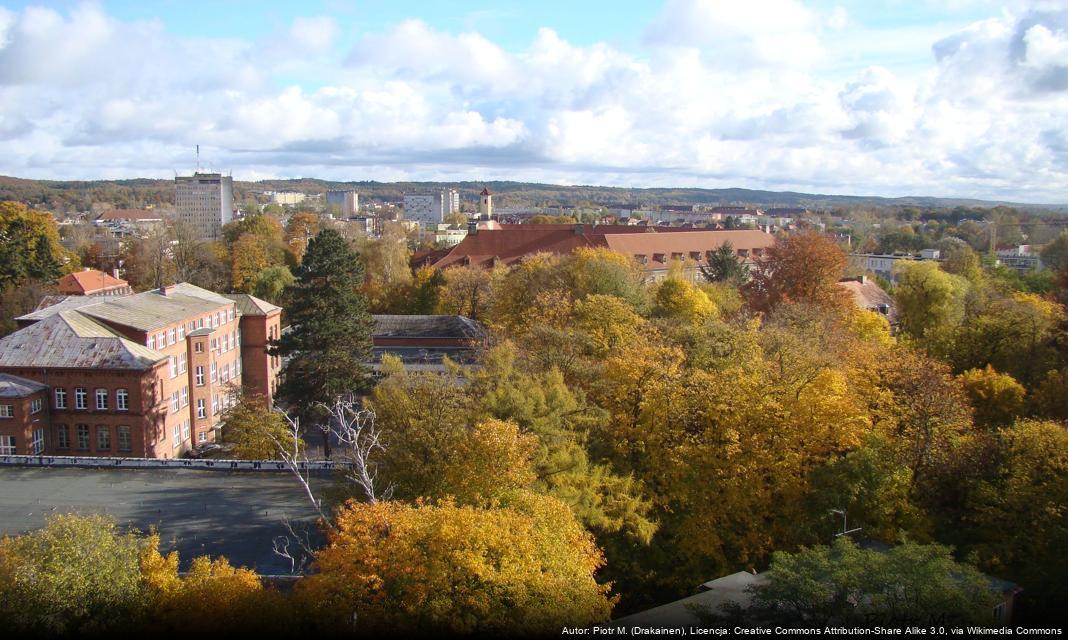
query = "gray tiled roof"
xmin=20 ymin=295 xmax=108 ymax=321
xmin=225 ymin=293 xmax=282 ymax=317
xmin=77 ymin=291 xmax=229 ymax=332
xmin=0 ymin=373 xmax=49 ymax=398
xmin=372 ymin=315 xmax=485 ymax=340
xmin=0 ymin=312 xmax=165 ymax=370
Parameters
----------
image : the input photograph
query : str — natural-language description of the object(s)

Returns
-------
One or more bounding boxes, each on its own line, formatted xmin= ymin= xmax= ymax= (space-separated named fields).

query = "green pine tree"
xmin=271 ymin=228 xmax=374 ymax=456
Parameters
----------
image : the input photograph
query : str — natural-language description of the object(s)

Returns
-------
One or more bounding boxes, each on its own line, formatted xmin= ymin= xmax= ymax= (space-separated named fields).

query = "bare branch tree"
xmin=267 ymin=410 xmax=333 ymax=527
xmin=272 ymin=515 xmax=317 ymax=574
xmin=314 ymin=394 xmax=393 ymax=504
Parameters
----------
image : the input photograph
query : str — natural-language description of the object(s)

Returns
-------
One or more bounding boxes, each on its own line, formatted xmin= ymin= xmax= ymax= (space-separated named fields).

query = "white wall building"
xmin=404 ymin=189 xmax=462 ymax=227
xmin=175 ymin=173 xmax=234 ymax=241
xmin=266 ymin=191 xmax=306 ymax=206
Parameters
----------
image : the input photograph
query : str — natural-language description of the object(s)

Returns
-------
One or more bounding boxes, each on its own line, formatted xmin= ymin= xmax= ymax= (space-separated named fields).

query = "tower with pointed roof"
xmin=479 ymin=186 xmax=494 ymax=220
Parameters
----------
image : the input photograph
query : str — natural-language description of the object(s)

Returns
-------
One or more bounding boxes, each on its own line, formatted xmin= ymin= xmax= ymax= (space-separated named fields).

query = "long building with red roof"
xmin=414 ymin=223 xmax=775 ymax=280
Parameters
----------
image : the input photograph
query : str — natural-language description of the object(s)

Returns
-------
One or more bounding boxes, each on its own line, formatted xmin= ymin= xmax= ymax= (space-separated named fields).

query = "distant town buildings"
xmin=325 ymin=190 xmax=359 ymax=216
xmin=996 ymin=245 xmax=1042 ymax=272
xmin=0 ymin=284 xmax=280 ymax=458
xmin=93 ymin=209 xmax=165 ymax=237
xmin=175 ymin=173 xmax=234 ymax=241
xmin=849 ymin=249 xmax=941 ymax=282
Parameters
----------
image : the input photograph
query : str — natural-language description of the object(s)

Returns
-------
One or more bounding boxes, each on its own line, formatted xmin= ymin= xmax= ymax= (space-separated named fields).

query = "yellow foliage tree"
xmin=296 ymin=494 xmax=613 ymax=635
xmin=957 ymin=365 xmax=1026 ymax=428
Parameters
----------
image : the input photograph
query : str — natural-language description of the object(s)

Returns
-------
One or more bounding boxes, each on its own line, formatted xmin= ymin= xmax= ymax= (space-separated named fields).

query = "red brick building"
xmin=414 ymin=224 xmax=775 ymax=281
xmin=56 ymin=268 xmax=132 ymax=297
xmin=0 ymin=284 xmax=281 ymax=458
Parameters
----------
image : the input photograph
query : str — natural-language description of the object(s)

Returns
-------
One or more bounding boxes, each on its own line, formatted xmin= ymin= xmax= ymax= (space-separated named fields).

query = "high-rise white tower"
xmin=175 ymin=173 xmax=234 ymax=240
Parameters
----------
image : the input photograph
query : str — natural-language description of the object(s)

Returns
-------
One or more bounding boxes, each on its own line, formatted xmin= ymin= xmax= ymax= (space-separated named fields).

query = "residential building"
xmin=325 ymin=190 xmax=359 ymax=216
xmin=414 ymin=224 xmax=775 ymax=282
xmin=57 ymin=268 xmax=132 ymax=297
xmin=268 ymin=191 xmax=306 ymax=206
xmin=0 ymin=284 xmax=280 ymax=458
xmin=837 ymin=276 xmax=897 ymax=326
xmin=93 ymin=208 xmax=165 ymax=237
xmin=996 ymin=245 xmax=1043 ymax=272
xmin=175 ymin=172 xmax=235 ymax=241
xmin=849 ymin=250 xmax=941 ymax=282
xmin=428 ymin=223 xmax=468 ymax=247
xmin=404 ymin=189 xmax=462 ymax=227
xmin=0 ymin=374 xmax=50 ymax=456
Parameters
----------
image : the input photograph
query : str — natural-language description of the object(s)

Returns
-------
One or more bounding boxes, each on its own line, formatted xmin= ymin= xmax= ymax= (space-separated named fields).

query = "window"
xmin=222 ymin=333 xmax=229 ymax=352
xmin=76 ymin=425 xmax=90 ymax=450
xmin=195 ymin=366 xmax=205 ymax=386
xmin=117 ymin=389 xmax=128 ymax=411
xmin=157 ymin=332 xmax=165 ymax=347
xmin=55 ymin=388 xmax=67 ymax=409
xmin=211 ymin=394 xmax=219 ymax=416
xmin=210 ymin=338 xmax=218 ymax=352
xmin=180 ymin=386 xmax=189 ymax=407
xmin=195 ymin=342 xmax=204 ymax=354
xmin=95 ymin=388 xmax=109 ymax=410
xmin=168 ymin=328 xmax=176 ymax=345
xmin=97 ymin=425 xmax=111 ymax=450
xmin=0 ymin=405 xmax=12 ymax=418
xmin=30 ymin=398 xmax=43 ymax=414
xmin=221 ymin=363 xmax=230 ymax=382
xmin=181 ymin=420 xmax=190 ymax=442
xmin=210 ymin=362 xmax=217 ymax=383
xmin=170 ymin=391 xmax=179 ymax=414
xmin=234 ymin=359 xmax=241 ymax=378
xmin=178 ymin=352 xmax=187 ymax=374
xmin=169 ymin=356 xmax=177 ymax=379
xmin=57 ymin=425 xmax=69 ymax=449
xmin=196 ymin=399 xmax=206 ymax=419
xmin=31 ymin=429 xmax=44 ymax=454
xmin=0 ymin=435 xmax=14 ymax=455
xmin=147 ymin=335 xmax=155 ymax=350
xmin=228 ymin=309 xmax=234 ymax=322
xmin=172 ymin=424 xmax=180 ymax=447
xmin=178 ymin=326 xmax=185 ymax=341
xmin=198 ymin=431 xmax=207 ymax=443
xmin=75 ymin=388 xmax=87 ymax=409
xmin=118 ymin=426 xmax=131 ymax=452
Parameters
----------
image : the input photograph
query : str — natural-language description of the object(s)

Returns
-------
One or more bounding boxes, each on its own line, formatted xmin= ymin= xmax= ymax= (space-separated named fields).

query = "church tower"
xmin=479 ymin=186 xmax=493 ymax=220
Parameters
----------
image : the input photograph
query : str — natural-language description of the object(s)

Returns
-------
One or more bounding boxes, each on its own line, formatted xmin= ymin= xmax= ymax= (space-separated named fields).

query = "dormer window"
xmin=654 ymin=253 xmax=667 ymax=263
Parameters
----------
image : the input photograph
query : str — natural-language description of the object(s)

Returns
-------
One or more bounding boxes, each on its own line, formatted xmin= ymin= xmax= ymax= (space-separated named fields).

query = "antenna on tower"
xmin=196 ymin=145 xmax=201 ymax=173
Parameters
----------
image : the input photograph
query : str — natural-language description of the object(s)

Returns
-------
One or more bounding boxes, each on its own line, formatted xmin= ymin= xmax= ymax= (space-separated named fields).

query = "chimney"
xmin=160 ymin=284 xmax=177 ymax=296
xmin=573 ymin=223 xmax=584 ymax=235
xmin=467 ymin=221 xmax=478 ymax=236
xmin=858 ymin=275 xmax=867 ymax=285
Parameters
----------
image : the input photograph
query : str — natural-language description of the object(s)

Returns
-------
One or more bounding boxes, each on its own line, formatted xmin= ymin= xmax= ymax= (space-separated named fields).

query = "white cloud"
xmin=0 ymin=2 xmax=1064 ymax=202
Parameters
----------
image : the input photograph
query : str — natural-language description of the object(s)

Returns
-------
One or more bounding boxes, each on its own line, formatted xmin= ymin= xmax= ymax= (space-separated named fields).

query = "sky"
xmin=0 ymin=1 xmax=1066 ymax=202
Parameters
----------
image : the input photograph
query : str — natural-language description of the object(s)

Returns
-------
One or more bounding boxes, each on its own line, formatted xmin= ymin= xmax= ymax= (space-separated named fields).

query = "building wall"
xmin=326 ymin=190 xmax=359 ymax=215
xmin=237 ymin=311 xmax=282 ymax=405
xmin=0 ymin=389 xmax=49 ymax=455
xmin=176 ymin=173 xmax=234 ymax=241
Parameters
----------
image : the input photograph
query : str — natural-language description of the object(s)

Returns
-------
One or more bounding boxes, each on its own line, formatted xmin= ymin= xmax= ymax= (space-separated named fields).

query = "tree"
xmin=0 ymin=278 xmax=55 ymax=338
xmin=705 ymin=538 xmax=996 ymax=625
xmin=437 ymin=264 xmax=499 ymax=320
xmin=957 ymin=366 xmax=1025 ymax=429
xmin=221 ymin=392 xmax=299 ymax=459
xmin=284 ymin=212 xmax=321 ymax=264
xmin=893 ymin=261 xmax=968 ymax=342
xmin=0 ymin=201 xmax=78 ymax=288
xmin=0 ymin=514 xmax=148 ymax=634
xmin=271 ymin=228 xmax=375 ymax=454
xmin=746 ymin=229 xmax=849 ymax=313
xmin=700 ymin=241 xmax=749 ymax=284
xmin=230 ymin=233 xmax=272 ymax=292
xmin=653 ymin=276 xmax=718 ymax=323
xmin=1040 ymin=230 xmax=1068 ymax=272
xmin=295 ymin=493 xmax=612 ymax=635
xmin=251 ymin=265 xmax=295 ymax=306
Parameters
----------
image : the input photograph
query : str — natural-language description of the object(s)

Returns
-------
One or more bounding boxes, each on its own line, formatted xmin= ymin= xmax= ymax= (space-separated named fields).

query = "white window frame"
xmin=195 ymin=366 xmax=205 ymax=386
xmin=75 ymin=388 xmax=87 ymax=410
xmin=0 ymin=435 xmax=14 ymax=455
xmin=147 ymin=335 xmax=155 ymax=350
xmin=30 ymin=398 xmax=42 ymax=414
xmin=0 ymin=405 xmax=12 ymax=418
xmin=97 ymin=425 xmax=111 ymax=450
xmin=76 ymin=425 xmax=90 ymax=450
xmin=196 ymin=399 xmax=206 ymax=419
xmin=170 ymin=391 xmax=180 ymax=414
xmin=180 ymin=386 xmax=189 ymax=408
xmin=118 ymin=426 xmax=131 ymax=452
xmin=95 ymin=388 xmax=108 ymax=410
xmin=57 ymin=425 xmax=69 ymax=449
xmin=116 ymin=389 xmax=128 ymax=411
xmin=55 ymin=388 xmax=67 ymax=409
xmin=31 ymin=429 xmax=44 ymax=454
xmin=168 ymin=328 xmax=176 ymax=345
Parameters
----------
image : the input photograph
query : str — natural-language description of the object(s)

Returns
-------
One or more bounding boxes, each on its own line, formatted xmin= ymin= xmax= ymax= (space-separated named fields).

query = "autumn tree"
xmin=1040 ymin=230 xmax=1068 ymax=272
xmin=437 ymin=263 xmax=500 ymax=320
xmin=0 ymin=201 xmax=78 ymax=288
xmin=700 ymin=241 xmax=749 ymax=285
xmin=251 ymin=264 xmax=295 ymax=306
xmin=0 ymin=514 xmax=147 ymax=634
xmin=745 ymin=229 xmax=849 ymax=313
xmin=221 ymin=392 xmax=299 ymax=459
xmin=284 ymin=211 xmax=321 ymax=263
xmin=653 ymin=276 xmax=718 ymax=323
xmin=957 ymin=366 xmax=1025 ymax=429
xmin=892 ymin=261 xmax=968 ymax=342
xmin=295 ymin=494 xmax=613 ymax=635
xmin=230 ymin=233 xmax=272 ymax=292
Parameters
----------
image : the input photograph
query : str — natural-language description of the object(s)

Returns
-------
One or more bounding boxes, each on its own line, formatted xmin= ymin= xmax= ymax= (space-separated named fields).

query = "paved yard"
xmin=0 ymin=466 xmax=328 ymax=574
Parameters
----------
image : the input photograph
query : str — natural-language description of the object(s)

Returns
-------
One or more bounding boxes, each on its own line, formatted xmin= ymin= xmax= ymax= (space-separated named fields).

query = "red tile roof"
xmin=57 ymin=269 xmax=129 ymax=295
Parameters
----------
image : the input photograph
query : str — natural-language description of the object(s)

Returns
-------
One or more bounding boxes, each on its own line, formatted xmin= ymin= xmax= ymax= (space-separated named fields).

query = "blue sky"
xmin=0 ymin=1 xmax=1065 ymax=202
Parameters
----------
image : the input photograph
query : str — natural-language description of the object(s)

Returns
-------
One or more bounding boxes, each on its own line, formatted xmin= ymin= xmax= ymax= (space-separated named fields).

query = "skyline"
xmin=0 ymin=1 xmax=1066 ymax=203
